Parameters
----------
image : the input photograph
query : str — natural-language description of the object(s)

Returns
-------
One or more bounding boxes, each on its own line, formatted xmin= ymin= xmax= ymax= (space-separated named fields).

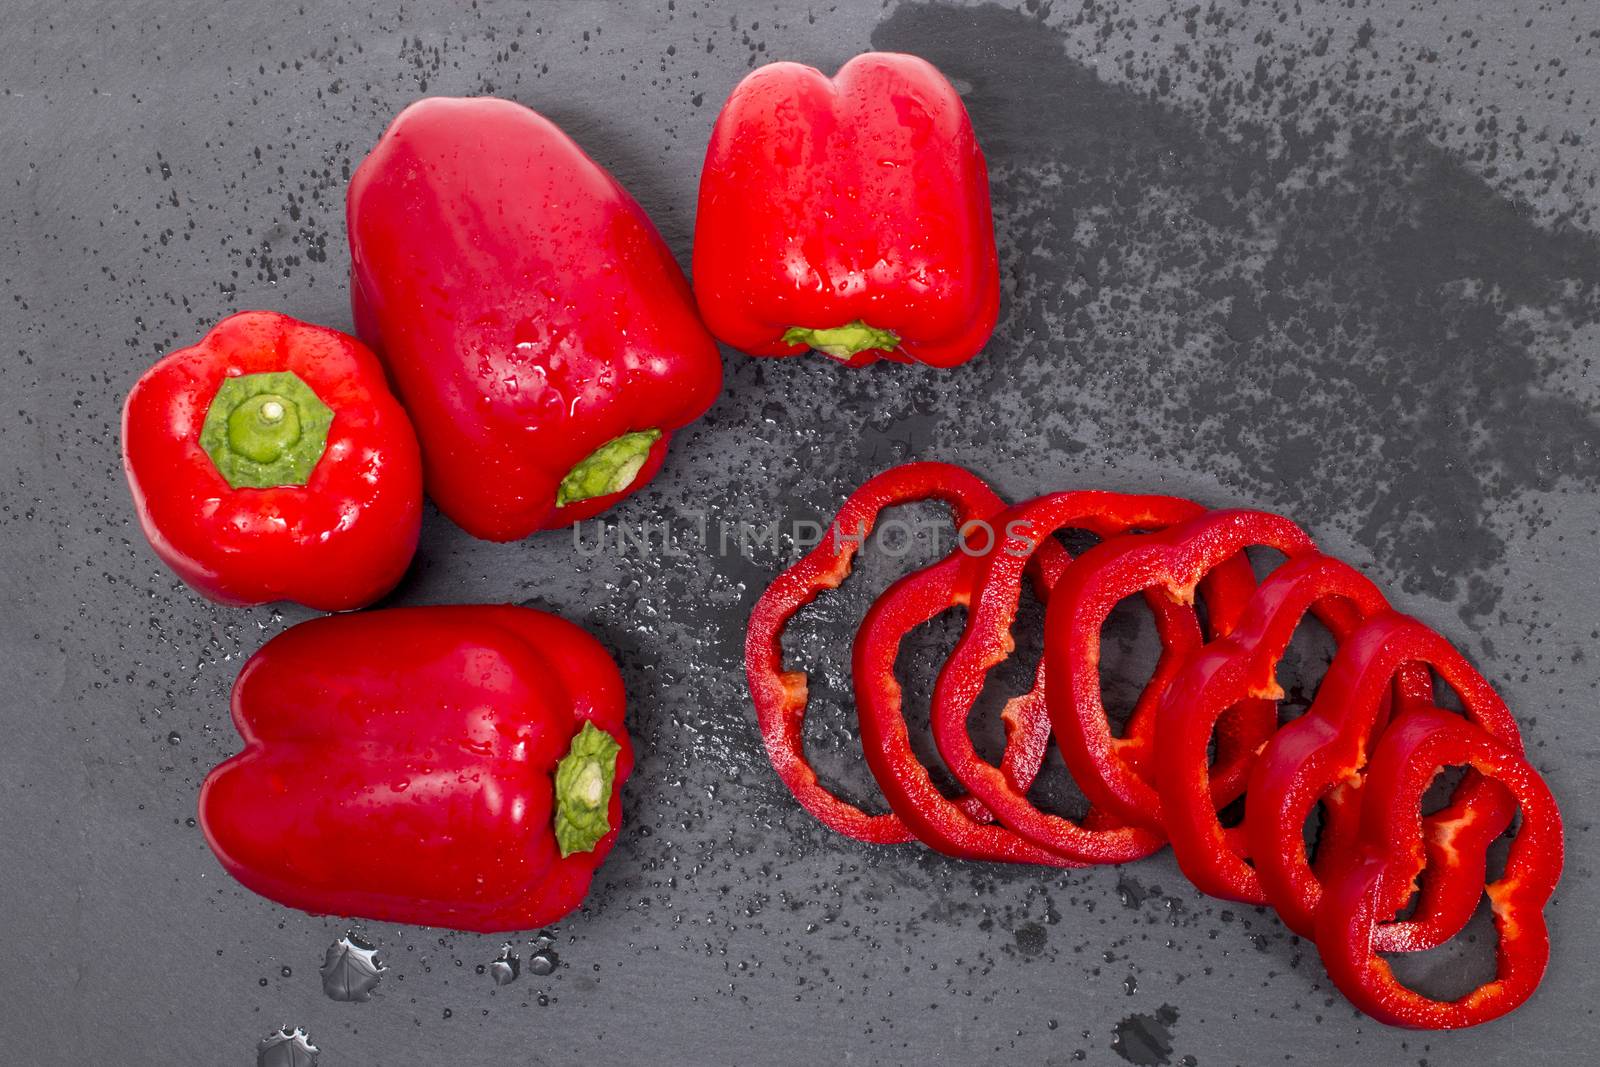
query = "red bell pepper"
xmin=914 ymin=491 xmax=1216 ymax=865
xmin=745 ymin=461 xmax=1033 ymax=844
xmin=694 ymin=53 xmax=999 ymax=368
xmin=1315 ymin=708 xmax=1560 ymax=1028
xmin=121 ymin=310 xmax=423 ymax=611
xmin=1246 ymin=613 xmax=1523 ymax=943
xmin=1042 ymin=509 xmax=1312 ymax=830
xmin=347 ymin=96 xmax=723 ymax=541
xmin=199 ymin=605 xmax=633 ymax=932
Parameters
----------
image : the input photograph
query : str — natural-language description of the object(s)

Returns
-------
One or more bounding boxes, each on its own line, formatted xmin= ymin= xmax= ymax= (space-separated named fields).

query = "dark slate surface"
xmin=3 ymin=1 xmax=1597 ymax=1063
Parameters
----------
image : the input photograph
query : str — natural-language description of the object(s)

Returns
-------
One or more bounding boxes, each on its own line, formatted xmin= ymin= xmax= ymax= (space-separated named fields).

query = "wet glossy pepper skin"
xmin=348 ymin=96 xmax=723 ymax=541
xmin=121 ymin=311 xmax=422 ymax=611
xmin=199 ymin=605 xmax=634 ymax=933
xmin=694 ymin=53 xmax=999 ymax=368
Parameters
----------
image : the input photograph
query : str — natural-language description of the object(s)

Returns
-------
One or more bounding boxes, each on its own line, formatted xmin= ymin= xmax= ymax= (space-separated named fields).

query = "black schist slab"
xmin=2 ymin=1 xmax=1595 ymax=1063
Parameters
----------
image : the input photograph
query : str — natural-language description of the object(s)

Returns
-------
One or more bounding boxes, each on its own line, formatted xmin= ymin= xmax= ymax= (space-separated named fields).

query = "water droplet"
xmin=1116 ymin=874 xmax=1152 ymax=909
xmin=527 ymin=951 xmax=557 ymax=977
xmin=167 ymin=731 xmax=181 ymax=744
xmin=1111 ymin=1004 xmax=1179 ymax=1065
xmin=489 ymin=943 xmax=520 ymax=985
xmin=1014 ymin=922 xmax=1047 ymax=956
xmin=1123 ymin=975 xmax=1138 ymax=995
xmin=256 ymin=1027 xmax=318 ymax=1067
xmin=320 ymin=935 xmax=385 ymax=1002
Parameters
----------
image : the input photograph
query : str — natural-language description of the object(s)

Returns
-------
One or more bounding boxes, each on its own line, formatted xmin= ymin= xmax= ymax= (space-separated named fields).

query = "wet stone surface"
xmin=2 ymin=1 xmax=1597 ymax=1064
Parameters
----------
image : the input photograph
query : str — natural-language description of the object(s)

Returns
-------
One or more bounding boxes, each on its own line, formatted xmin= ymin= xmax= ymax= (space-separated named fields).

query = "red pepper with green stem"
xmin=1246 ymin=612 xmax=1524 ymax=941
xmin=348 ymin=96 xmax=723 ymax=541
xmin=121 ymin=310 xmax=422 ymax=611
xmin=694 ymin=53 xmax=999 ymax=368
xmin=1315 ymin=707 xmax=1559 ymax=1028
xmin=200 ymin=605 xmax=632 ymax=932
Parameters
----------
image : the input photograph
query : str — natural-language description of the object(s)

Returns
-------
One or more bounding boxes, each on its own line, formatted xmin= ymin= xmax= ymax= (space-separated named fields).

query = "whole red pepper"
xmin=1315 ymin=707 xmax=1560 ymax=1028
xmin=199 ymin=605 xmax=633 ymax=932
xmin=348 ymin=96 xmax=723 ymax=541
xmin=694 ymin=53 xmax=999 ymax=368
xmin=121 ymin=310 xmax=422 ymax=611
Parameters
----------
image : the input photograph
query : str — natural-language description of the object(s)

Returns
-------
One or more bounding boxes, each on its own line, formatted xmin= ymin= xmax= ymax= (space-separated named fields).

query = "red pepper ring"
xmin=745 ymin=461 xmax=1057 ymax=843
xmin=1315 ymin=708 xmax=1560 ymax=1029
xmin=926 ymin=491 xmax=1221 ymax=864
xmin=1246 ymin=612 xmax=1524 ymax=944
xmin=854 ymin=551 xmax=1095 ymax=864
xmin=1043 ymin=509 xmax=1316 ymax=830
xmin=1363 ymin=767 xmax=1520 ymax=956
xmin=1153 ymin=552 xmax=1433 ymax=904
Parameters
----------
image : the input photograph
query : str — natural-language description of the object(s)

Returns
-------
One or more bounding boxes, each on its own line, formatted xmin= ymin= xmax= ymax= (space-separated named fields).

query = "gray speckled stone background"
xmin=3 ymin=0 xmax=1597 ymax=1063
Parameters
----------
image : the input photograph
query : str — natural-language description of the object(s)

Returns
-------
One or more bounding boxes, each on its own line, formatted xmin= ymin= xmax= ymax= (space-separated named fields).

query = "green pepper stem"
xmin=553 ymin=721 xmax=622 ymax=857
xmin=227 ymin=393 xmax=301 ymax=463
xmin=556 ymin=429 xmax=662 ymax=508
xmin=781 ymin=321 xmax=900 ymax=361
xmin=199 ymin=371 xmax=334 ymax=489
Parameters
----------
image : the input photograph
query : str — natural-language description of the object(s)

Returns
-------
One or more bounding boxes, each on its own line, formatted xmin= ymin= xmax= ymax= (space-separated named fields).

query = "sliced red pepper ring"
xmin=1042 ymin=509 xmax=1312 ymax=830
xmin=1246 ymin=613 xmax=1524 ymax=944
xmin=854 ymin=551 xmax=1085 ymax=865
xmin=1153 ymin=552 xmax=1433 ymax=903
xmin=1315 ymin=708 xmax=1560 ymax=1029
xmin=746 ymin=461 xmax=1024 ymax=844
xmin=1361 ymin=766 xmax=1520 ymax=957
xmin=924 ymin=491 xmax=1218 ymax=864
